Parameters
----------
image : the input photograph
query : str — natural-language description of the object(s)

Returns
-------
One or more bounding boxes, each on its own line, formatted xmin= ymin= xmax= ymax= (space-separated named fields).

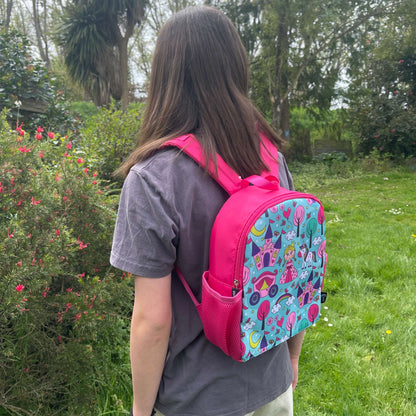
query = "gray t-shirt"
xmin=110 ymin=147 xmax=294 ymax=416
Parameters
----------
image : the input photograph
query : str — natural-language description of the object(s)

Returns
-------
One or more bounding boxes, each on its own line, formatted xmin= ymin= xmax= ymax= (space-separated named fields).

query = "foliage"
xmin=56 ymin=0 xmax=148 ymax=108
xmin=77 ymin=101 xmax=144 ymax=184
xmin=347 ymin=0 xmax=416 ymax=158
xmin=0 ymin=110 xmax=133 ymax=415
xmin=293 ymin=169 xmax=416 ymax=415
xmin=70 ymin=101 xmax=100 ymax=121
xmin=0 ymin=29 xmax=78 ymax=135
xmin=288 ymin=150 xmax=408 ymax=192
xmin=348 ymin=50 xmax=416 ymax=157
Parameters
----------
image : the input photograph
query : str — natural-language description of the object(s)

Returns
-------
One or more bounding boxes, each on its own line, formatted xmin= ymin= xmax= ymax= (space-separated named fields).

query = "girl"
xmin=111 ymin=6 xmax=304 ymax=416
xmin=279 ymin=244 xmax=298 ymax=284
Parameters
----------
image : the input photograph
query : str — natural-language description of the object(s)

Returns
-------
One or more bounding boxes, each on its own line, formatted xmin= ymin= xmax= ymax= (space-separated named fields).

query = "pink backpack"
xmin=163 ymin=134 xmax=327 ymax=362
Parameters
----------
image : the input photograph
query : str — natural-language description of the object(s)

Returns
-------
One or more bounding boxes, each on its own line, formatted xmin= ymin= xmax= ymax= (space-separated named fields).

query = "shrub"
xmin=0 ymin=110 xmax=132 ymax=415
xmin=77 ymin=101 xmax=144 ymax=185
xmin=0 ymin=30 xmax=78 ymax=136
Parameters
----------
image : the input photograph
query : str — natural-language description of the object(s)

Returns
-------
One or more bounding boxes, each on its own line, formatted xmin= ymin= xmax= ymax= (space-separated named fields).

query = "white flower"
xmin=14 ymin=100 xmax=22 ymax=108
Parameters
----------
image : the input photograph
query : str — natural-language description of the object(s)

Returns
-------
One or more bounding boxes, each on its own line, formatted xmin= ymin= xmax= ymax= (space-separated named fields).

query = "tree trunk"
xmin=119 ymin=36 xmax=130 ymax=111
xmin=5 ymin=0 xmax=13 ymax=30
xmin=273 ymin=0 xmax=290 ymax=139
xmin=32 ymin=0 xmax=50 ymax=68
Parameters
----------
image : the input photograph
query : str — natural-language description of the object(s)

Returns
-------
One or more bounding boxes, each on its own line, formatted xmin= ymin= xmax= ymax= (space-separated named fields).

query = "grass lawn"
xmin=293 ymin=170 xmax=416 ymax=415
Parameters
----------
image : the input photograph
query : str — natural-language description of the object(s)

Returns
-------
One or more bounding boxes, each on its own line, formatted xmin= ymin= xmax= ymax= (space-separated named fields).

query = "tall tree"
xmin=57 ymin=0 xmax=147 ymax=108
xmin=32 ymin=0 xmax=51 ymax=68
xmin=0 ymin=0 xmax=14 ymax=30
xmin=347 ymin=0 xmax=416 ymax=157
xmin=211 ymin=0 xmax=403 ymax=139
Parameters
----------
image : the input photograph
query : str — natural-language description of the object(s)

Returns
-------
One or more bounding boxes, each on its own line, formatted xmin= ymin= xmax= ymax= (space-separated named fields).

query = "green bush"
xmin=0 ymin=30 xmax=78 ymax=136
xmin=0 ymin=110 xmax=132 ymax=415
xmin=349 ymin=47 xmax=416 ymax=158
xmin=77 ymin=102 xmax=144 ymax=185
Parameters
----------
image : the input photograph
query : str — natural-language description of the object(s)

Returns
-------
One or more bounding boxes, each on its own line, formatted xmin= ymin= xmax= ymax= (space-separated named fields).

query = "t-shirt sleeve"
xmin=110 ymin=166 xmax=179 ymax=278
xmin=278 ymin=152 xmax=295 ymax=191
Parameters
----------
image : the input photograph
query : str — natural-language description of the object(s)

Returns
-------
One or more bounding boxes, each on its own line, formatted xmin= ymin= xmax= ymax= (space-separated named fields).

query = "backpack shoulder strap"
xmin=162 ymin=134 xmax=243 ymax=195
xmin=162 ymin=134 xmax=280 ymax=195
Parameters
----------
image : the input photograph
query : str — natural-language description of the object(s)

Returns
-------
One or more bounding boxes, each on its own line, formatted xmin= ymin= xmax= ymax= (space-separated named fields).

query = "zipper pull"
xmin=232 ymin=279 xmax=240 ymax=296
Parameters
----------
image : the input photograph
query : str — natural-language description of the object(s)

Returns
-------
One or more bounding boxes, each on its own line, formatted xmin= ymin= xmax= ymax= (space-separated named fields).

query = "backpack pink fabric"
xmin=162 ymin=134 xmax=327 ymax=362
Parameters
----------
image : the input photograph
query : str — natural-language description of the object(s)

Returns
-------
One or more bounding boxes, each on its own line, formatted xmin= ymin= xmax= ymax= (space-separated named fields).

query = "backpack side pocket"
xmin=198 ymin=271 xmax=243 ymax=361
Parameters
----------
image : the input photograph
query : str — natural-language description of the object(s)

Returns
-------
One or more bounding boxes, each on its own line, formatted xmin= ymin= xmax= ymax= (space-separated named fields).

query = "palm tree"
xmin=57 ymin=0 xmax=147 ymax=108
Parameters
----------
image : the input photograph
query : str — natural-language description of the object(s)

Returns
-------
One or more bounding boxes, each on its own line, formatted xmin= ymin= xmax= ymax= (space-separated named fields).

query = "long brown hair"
xmin=118 ymin=6 xmax=284 ymax=178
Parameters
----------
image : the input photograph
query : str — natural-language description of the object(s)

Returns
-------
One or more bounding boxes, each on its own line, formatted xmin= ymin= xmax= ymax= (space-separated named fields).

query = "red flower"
xmin=16 ymin=284 xmax=25 ymax=292
xmin=31 ymin=197 xmax=41 ymax=205
xmin=77 ymin=158 xmax=84 ymax=164
xmin=78 ymin=238 xmax=88 ymax=250
xmin=35 ymin=133 xmax=42 ymax=140
xmin=48 ymin=132 xmax=55 ymax=139
xmin=38 ymin=151 xmax=44 ymax=158
xmin=66 ymin=142 xmax=72 ymax=150
xmin=18 ymin=146 xmax=31 ymax=153
xmin=36 ymin=126 xmax=44 ymax=133
xmin=92 ymin=180 xmax=97 ymax=185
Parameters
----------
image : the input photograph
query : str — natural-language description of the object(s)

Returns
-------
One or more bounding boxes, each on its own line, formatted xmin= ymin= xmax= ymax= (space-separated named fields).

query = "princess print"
xmin=279 ymin=244 xmax=298 ymax=284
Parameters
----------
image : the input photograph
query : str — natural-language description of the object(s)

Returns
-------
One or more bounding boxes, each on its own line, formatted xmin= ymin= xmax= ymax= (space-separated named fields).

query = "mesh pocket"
xmin=198 ymin=271 xmax=243 ymax=361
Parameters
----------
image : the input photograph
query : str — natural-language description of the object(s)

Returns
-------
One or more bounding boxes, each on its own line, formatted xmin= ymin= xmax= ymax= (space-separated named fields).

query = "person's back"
xmin=110 ymin=6 xmax=304 ymax=416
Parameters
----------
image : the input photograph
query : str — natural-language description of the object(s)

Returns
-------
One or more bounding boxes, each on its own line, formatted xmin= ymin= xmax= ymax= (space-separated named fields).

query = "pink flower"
xmin=48 ymin=132 xmax=55 ymax=139
xmin=16 ymin=284 xmax=25 ymax=292
xmin=36 ymin=126 xmax=44 ymax=133
xmin=78 ymin=238 xmax=88 ymax=249
xmin=31 ymin=197 xmax=41 ymax=205
xmin=77 ymin=158 xmax=84 ymax=164
xmin=92 ymin=180 xmax=97 ymax=185
xmin=19 ymin=129 xmax=25 ymax=136
xmin=56 ymin=229 xmax=60 ymax=236
xmin=35 ymin=133 xmax=42 ymax=141
xmin=38 ymin=151 xmax=44 ymax=158
xmin=17 ymin=261 xmax=22 ymax=267
xmin=66 ymin=142 xmax=72 ymax=150
xmin=42 ymin=292 xmax=47 ymax=298
xmin=399 ymin=59 xmax=404 ymax=63
xmin=18 ymin=146 xmax=31 ymax=153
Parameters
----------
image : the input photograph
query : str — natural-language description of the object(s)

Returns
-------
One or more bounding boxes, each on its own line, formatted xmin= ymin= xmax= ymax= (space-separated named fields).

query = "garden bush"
xmin=0 ymin=110 xmax=132 ymax=415
xmin=77 ymin=102 xmax=145 ymax=186
xmin=0 ymin=30 xmax=79 ymax=136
